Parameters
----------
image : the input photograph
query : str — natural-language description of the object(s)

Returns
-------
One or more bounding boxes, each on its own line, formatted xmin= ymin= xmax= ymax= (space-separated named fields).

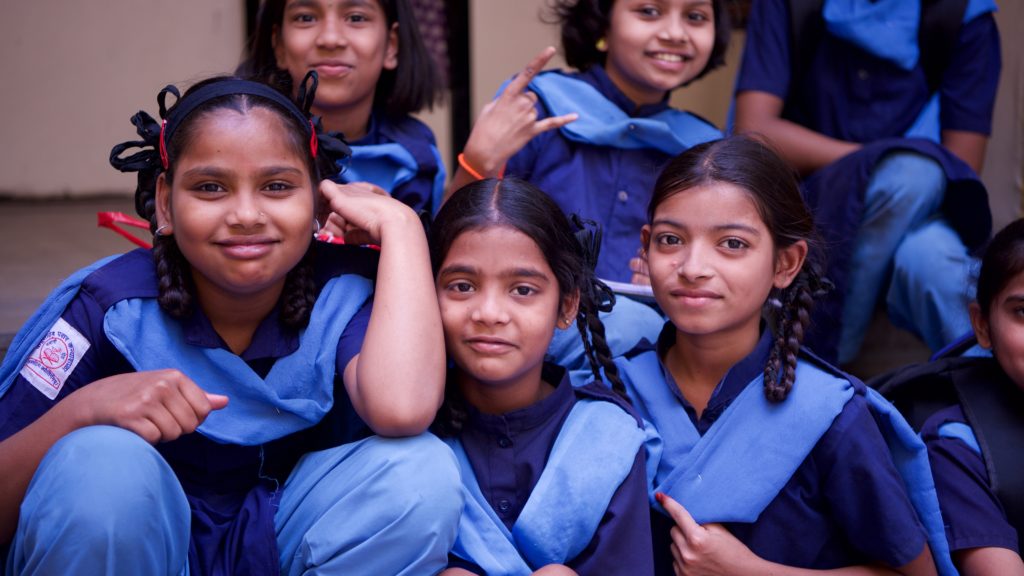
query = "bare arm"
xmin=0 ymin=369 xmax=225 ymax=543
xmin=734 ymin=91 xmax=862 ymax=176
xmin=444 ymin=47 xmax=577 ymax=203
xmin=941 ymin=129 xmax=988 ymax=175
xmin=955 ymin=547 xmax=1024 ymax=576
xmin=325 ymin=181 xmax=445 ymax=436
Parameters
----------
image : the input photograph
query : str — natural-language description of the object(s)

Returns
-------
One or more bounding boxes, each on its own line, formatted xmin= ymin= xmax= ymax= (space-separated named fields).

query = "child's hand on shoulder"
xmin=320 ymin=180 xmax=417 ymax=245
xmin=63 ymin=369 xmax=228 ymax=445
xmin=461 ymin=46 xmax=578 ymax=178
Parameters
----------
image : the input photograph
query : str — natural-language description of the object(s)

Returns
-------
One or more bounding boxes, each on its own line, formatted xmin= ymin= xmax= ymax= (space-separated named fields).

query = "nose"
xmin=659 ymin=15 xmax=690 ymax=43
xmin=228 ymin=192 xmax=266 ymax=229
xmin=316 ymin=13 xmax=348 ymax=49
xmin=675 ymin=244 xmax=711 ymax=281
xmin=470 ymin=289 xmax=510 ymax=325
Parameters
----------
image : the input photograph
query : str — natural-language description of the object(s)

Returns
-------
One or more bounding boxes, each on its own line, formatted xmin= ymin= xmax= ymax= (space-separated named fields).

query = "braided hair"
xmin=109 ymin=73 xmax=351 ymax=328
xmin=648 ymin=135 xmax=832 ymax=402
xmin=429 ymin=178 xmax=628 ymax=434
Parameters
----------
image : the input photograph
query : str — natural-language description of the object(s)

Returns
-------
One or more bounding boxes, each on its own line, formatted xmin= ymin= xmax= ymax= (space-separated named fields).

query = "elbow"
xmin=365 ymin=406 xmax=438 ymax=438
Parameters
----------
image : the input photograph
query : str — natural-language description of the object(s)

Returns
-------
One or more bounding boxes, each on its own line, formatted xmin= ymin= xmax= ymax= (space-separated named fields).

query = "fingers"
xmin=656 ymin=492 xmax=703 ymax=538
xmin=503 ymin=46 xmax=557 ymax=97
xmin=534 ymin=112 xmax=578 ymax=135
xmin=206 ymin=393 xmax=229 ymax=410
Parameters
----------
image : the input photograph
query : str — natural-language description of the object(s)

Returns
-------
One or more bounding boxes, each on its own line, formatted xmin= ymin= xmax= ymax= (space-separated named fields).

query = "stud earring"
xmin=596 ymin=37 xmax=608 ymax=52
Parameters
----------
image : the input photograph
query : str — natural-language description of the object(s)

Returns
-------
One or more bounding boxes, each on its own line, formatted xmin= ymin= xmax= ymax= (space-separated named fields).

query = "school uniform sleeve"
xmin=816 ymin=394 xmax=929 ymax=568
xmin=938 ymin=13 xmax=1001 ymax=135
xmin=334 ymin=298 xmax=372 ymax=376
xmin=569 ymin=446 xmax=655 ymax=575
xmin=922 ymin=406 xmax=1019 ymax=553
xmin=0 ymin=286 xmax=130 ymax=442
xmin=734 ymin=0 xmax=791 ymax=99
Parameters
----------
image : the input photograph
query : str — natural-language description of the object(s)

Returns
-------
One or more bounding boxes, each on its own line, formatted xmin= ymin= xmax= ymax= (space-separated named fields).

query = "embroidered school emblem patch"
xmin=20 ymin=318 xmax=90 ymax=400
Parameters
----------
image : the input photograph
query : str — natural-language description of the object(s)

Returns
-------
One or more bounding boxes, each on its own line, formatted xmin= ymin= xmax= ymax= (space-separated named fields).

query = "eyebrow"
xmin=651 ymin=218 xmax=762 ymax=236
xmin=438 ymin=264 xmax=551 ymax=282
xmin=179 ymin=165 xmax=305 ymax=179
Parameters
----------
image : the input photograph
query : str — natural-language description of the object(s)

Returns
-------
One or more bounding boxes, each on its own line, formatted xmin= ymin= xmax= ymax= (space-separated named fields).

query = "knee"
xmin=892 ymin=220 xmax=971 ymax=287
xmin=362 ymin=434 xmax=463 ymax=518
xmin=23 ymin=425 xmax=189 ymax=543
xmin=869 ymin=152 xmax=946 ymax=210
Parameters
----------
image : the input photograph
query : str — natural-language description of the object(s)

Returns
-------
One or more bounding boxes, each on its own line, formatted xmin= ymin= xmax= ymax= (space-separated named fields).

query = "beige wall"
xmin=0 ymin=1 xmax=246 ymax=197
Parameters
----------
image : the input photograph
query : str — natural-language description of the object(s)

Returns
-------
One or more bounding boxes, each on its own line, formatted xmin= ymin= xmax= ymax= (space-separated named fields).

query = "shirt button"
xmin=498 ymin=436 xmax=512 ymax=448
xmin=628 ymin=123 xmax=636 ymax=131
xmin=497 ymin=499 xmax=512 ymax=513
xmin=617 ymin=190 xmax=629 ymax=202
xmin=857 ymin=68 xmax=869 ymax=80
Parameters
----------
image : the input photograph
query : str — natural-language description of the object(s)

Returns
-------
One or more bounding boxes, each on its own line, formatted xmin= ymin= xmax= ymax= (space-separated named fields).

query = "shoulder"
xmin=79 ymin=249 xmax=158 ymax=309
xmin=574 ymin=382 xmax=645 ymax=428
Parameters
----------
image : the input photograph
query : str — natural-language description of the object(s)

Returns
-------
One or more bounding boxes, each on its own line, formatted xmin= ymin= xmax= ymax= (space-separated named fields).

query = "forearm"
xmin=941 ymin=129 xmax=988 ymax=174
xmin=734 ymin=91 xmax=861 ymax=176
xmin=0 ymin=400 xmax=89 ymax=543
xmin=956 ymin=546 xmax=1024 ymax=576
xmin=351 ymin=206 xmax=445 ymax=435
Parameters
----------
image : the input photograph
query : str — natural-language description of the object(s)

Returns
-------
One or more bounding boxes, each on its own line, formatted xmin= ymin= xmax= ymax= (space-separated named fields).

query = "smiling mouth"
xmin=466 ymin=337 xmax=516 ymax=354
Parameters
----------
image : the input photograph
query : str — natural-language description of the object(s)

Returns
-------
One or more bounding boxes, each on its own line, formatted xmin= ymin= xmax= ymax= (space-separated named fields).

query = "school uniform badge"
xmin=20 ymin=318 xmax=90 ymax=400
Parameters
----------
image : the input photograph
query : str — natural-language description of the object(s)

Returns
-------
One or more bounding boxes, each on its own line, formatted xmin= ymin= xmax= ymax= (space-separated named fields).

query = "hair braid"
xmin=763 ymin=262 xmax=831 ymax=401
xmin=580 ymin=304 xmax=628 ymax=399
xmin=280 ymin=246 xmax=317 ymax=328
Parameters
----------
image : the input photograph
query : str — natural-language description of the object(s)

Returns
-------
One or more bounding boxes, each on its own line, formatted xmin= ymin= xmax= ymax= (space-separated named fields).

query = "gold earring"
xmin=596 ymin=37 xmax=607 ymax=52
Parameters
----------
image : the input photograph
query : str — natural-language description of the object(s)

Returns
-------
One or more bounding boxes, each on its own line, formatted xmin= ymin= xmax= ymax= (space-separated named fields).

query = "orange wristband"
xmin=458 ymin=153 xmax=505 ymax=180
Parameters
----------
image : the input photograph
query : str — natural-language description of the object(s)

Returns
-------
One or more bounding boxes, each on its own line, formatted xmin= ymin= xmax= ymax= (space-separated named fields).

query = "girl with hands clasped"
xmin=431 ymin=178 xmax=654 ymax=575
xmin=450 ymin=0 xmax=729 ymax=283
xmin=0 ymin=74 xmax=460 ymax=576
xmin=616 ymin=136 xmax=955 ymax=575
xmin=240 ymin=0 xmax=446 ymax=214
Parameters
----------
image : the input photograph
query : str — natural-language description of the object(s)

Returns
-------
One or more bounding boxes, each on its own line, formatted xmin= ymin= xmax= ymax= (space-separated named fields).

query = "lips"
xmin=464 ymin=336 xmax=516 ymax=354
xmin=311 ymin=61 xmax=353 ymax=77
xmin=668 ymin=287 xmax=722 ymax=306
xmin=216 ymin=235 xmax=277 ymax=259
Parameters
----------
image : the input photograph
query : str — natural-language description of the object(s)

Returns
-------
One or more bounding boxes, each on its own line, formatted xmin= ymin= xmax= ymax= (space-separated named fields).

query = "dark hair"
xmin=110 ymin=75 xmax=348 ymax=328
xmin=648 ymin=136 xmax=831 ymax=402
xmin=975 ymin=219 xmax=1024 ymax=318
xmin=550 ymin=0 xmax=730 ymax=85
xmin=430 ymin=178 xmax=627 ymax=433
xmin=237 ymin=0 xmax=442 ymax=118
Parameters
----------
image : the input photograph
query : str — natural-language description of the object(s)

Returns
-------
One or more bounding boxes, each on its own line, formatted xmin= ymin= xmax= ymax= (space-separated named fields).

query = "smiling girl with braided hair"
xmin=617 ymin=135 xmax=954 ymax=575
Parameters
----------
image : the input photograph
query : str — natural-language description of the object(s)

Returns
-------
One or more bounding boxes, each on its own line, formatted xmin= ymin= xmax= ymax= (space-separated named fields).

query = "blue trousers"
xmin=838 ymin=152 xmax=976 ymax=364
xmin=5 ymin=426 xmax=462 ymax=576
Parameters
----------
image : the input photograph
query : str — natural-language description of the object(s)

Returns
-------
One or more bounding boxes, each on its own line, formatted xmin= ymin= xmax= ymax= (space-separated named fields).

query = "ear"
xmin=383 ymin=22 xmax=399 ymax=71
xmin=969 ymin=301 xmax=992 ymax=349
xmin=772 ymin=239 xmax=808 ymax=289
xmin=155 ymin=173 xmax=174 ymax=233
xmin=640 ymin=224 xmax=652 ymax=251
xmin=559 ymin=288 xmax=581 ymax=329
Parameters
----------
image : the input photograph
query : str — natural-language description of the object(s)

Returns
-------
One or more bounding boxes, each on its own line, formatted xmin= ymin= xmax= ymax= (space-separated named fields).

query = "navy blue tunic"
xmin=0 ymin=244 xmax=377 ymax=575
xmin=443 ymin=364 xmax=655 ymax=575
xmin=640 ymin=326 xmax=926 ymax=574
xmin=506 ymin=65 xmax=720 ymax=283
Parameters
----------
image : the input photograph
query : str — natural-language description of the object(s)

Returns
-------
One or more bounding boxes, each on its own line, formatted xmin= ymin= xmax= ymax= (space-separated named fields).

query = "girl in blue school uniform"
xmin=915 ymin=218 xmax=1024 ymax=574
xmin=619 ymin=135 xmax=955 ymax=575
xmin=446 ymin=0 xmax=731 ymax=283
xmin=430 ymin=178 xmax=654 ymax=575
xmin=239 ymin=0 xmax=446 ymax=214
xmin=0 ymin=74 xmax=461 ymax=575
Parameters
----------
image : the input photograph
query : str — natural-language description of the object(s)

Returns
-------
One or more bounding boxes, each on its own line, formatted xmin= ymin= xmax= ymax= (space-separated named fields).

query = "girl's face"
xmin=604 ymin=0 xmax=716 ymax=105
xmin=642 ymin=182 xmax=804 ymax=344
xmin=156 ymin=108 xmax=314 ymax=306
xmin=437 ymin=226 xmax=577 ymax=401
xmin=273 ymin=0 xmax=398 ymax=121
xmin=971 ymin=270 xmax=1024 ymax=389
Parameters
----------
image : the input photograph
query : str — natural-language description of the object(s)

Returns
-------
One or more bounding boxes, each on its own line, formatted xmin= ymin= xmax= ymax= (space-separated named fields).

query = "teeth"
xmin=653 ymin=53 xmax=684 ymax=63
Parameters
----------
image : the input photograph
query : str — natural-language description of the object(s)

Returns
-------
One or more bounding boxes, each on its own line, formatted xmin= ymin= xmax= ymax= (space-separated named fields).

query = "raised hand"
xmin=319 ymin=180 xmax=414 ymax=246
xmin=67 ymin=369 xmax=228 ymax=444
xmin=450 ymin=46 xmax=578 ymax=194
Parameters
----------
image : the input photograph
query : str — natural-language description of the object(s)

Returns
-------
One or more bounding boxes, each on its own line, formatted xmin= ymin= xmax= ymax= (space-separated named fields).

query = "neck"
xmin=195 ymin=280 xmax=285 ymax=356
xmin=456 ymin=364 xmax=554 ymax=415
xmin=664 ymin=322 xmax=761 ymax=418
xmin=314 ymin=100 xmax=374 ymax=141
